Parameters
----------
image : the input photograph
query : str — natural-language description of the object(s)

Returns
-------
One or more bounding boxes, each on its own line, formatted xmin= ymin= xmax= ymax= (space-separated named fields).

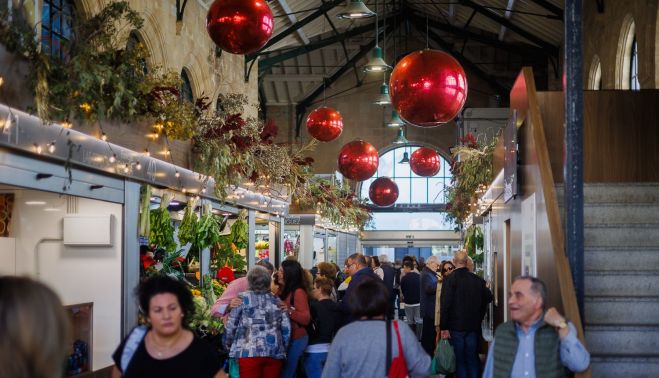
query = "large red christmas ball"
xmin=389 ymin=49 xmax=467 ymax=127
xmin=369 ymin=177 xmax=399 ymax=207
xmin=337 ymin=140 xmax=379 ymax=181
xmin=306 ymin=107 xmax=343 ymax=142
xmin=206 ymin=0 xmax=274 ymax=55
xmin=410 ymin=147 xmax=441 ymax=177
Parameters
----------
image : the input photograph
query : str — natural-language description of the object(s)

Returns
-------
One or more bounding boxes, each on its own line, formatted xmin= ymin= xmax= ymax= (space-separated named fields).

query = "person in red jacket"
xmin=277 ymin=260 xmax=311 ymax=378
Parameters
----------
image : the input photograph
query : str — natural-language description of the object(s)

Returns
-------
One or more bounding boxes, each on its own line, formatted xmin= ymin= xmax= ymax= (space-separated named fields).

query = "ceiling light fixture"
xmin=373 ymin=80 xmax=391 ymax=105
xmin=337 ymin=0 xmax=375 ymax=19
xmin=392 ymin=126 xmax=408 ymax=145
xmin=386 ymin=110 xmax=405 ymax=128
xmin=398 ymin=151 xmax=410 ymax=164
xmin=363 ymin=1 xmax=391 ymax=73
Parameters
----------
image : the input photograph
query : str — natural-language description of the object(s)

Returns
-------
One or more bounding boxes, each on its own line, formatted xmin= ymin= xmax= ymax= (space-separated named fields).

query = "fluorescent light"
xmin=25 ymin=201 xmax=46 ymax=206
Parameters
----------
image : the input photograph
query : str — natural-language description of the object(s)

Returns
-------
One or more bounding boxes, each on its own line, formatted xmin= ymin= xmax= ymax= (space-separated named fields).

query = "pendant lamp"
xmin=392 ymin=127 xmax=408 ymax=144
xmin=386 ymin=110 xmax=405 ymax=128
xmin=398 ymin=151 xmax=410 ymax=164
xmin=363 ymin=1 xmax=391 ymax=73
xmin=373 ymin=81 xmax=391 ymax=105
xmin=337 ymin=0 xmax=375 ymax=19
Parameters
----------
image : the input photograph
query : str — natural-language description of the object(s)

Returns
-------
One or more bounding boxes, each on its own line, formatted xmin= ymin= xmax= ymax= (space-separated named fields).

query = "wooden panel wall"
xmin=537 ymin=90 xmax=659 ymax=183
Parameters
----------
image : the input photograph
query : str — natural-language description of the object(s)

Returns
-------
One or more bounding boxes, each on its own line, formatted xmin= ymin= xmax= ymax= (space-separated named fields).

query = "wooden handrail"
xmin=511 ymin=67 xmax=589 ymax=377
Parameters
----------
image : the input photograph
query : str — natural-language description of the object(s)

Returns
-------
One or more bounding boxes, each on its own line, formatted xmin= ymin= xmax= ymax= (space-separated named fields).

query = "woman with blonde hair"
xmin=0 ymin=276 xmax=71 ymax=378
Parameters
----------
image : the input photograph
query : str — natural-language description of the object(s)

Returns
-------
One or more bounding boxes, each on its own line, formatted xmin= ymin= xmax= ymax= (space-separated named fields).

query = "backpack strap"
xmin=386 ymin=318 xmax=392 ymax=374
xmin=120 ymin=325 xmax=148 ymax=373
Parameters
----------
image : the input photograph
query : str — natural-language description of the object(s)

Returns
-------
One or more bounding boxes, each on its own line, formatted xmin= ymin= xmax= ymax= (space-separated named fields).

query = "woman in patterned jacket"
xmin=223 ymin=266 xmax=291 ymax=378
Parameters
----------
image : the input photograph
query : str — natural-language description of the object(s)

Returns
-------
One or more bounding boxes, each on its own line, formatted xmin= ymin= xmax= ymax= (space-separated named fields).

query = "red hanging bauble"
xmin=306 ymin=107 xmax=343 ymax=142
xmin=206 ymin=0 xmax=274 ymax=55
xmin=389 ymin=49 xmax=467 ymax=127
xmin=410 ymin=147 xmax=441 ymax=177
xmin=337 ymin=140 xmax=379 ymax=181
xmin=369 ymin=177 xmax=399 ymax=207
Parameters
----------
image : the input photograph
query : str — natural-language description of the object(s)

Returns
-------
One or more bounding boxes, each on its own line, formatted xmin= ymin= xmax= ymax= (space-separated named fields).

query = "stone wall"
xmin=0 ymin=0 xmax=258 ymax=170
xmin=583 ymin=0 xmax=658 ymax=89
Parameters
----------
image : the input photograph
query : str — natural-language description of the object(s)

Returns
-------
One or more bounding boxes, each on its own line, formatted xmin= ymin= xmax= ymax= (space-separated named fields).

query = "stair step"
xmin=584 ymin=224 xmax=659 ymax=248
xmin=555 ymin=183 xmax=659 ymax=204
xmin=585 ymin=325 xmax=659 ymax=357
xmin=580 ymin=203 xmax=659 ymax=224
xmin=585 ymin=248 xmax=659 ymax=271
xmin=585 ymin=271 xmax=659 ymax=297
xmin=584 ymin=297 xmax=659 ymax=325
xmin=589 ymin=356 xmax=659 ymax=378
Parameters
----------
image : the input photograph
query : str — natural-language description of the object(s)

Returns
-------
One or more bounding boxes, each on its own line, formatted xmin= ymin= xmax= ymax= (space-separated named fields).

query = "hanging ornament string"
xmin=426 ymin=15 xmax=429 ymax=49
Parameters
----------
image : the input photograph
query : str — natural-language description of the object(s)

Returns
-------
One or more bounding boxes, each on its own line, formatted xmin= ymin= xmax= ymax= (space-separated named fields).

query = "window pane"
xmin=411 ymin=178 xmax=427 ymax=203
xmin=360 ymin=177 xmax=375 ymax=201
xmin=390 ymin=177 xmax=407 ymax=204
xmin=428 ymin=178 xmax=446 ymax=203
xmin=395 ymin=156 xmax=411 ymax=177
xmin=378 ymin=150 xmax=394 ymax=177
xmin=53 ymin=9 xmax=61 ymax=33
xmin=42 ymin=3 xmax=51 ymax=26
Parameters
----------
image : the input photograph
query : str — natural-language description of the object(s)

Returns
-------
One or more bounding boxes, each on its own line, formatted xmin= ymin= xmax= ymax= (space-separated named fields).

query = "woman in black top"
xmin=304 ymin=277 xmax=341 ymax=378
xmin=111 ymin=276 xmax=223 ymax=378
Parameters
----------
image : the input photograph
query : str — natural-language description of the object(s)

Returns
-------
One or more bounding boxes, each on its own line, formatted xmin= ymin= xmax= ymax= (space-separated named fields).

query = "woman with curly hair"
xmin=111 ymin=275 xmax=223 ymax=378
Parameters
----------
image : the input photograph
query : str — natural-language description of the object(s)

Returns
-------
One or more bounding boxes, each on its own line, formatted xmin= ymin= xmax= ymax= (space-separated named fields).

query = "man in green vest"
xmin=482 ymin=276 xmax=590 ymax=378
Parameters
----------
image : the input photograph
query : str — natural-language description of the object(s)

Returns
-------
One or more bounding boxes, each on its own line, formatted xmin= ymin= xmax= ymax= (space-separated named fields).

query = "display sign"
xmin=521 ymin=193 xmax=537 ymax=277
xmin=503 ymin=110 xmax=518 ymax=203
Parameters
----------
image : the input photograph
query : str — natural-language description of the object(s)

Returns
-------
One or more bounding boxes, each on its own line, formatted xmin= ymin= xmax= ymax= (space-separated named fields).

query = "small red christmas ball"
xmin=337 ymin=140 xmax=379 ymax=181
xmin=369 ymin=177 xmax=399 ymax=207
xmin=306 ymin=107 xmax=343 ymax=142
xmin=410 ymin=147 xmax=441 ymax=177
xmin=389 ymin=49 xmax=467 ymax=127
xmin=206 ymin=0 xmax=274 ymax=55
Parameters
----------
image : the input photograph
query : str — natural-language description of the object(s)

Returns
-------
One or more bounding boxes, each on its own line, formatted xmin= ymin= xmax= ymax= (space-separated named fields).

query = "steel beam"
xmin=246 ymin=0 xmax=345 ymax=61
xmin=258 ymin=14 xmax=398 ymax=72
xmin=459 ymin=0 xmax=558 ymax=54
xmin=275 ymin=0 xmax=310 ymax=45
xmin=498 ymin=0 xmax=516 ymax=41
xmin=409 ymin=12 xmax=547 ymax=57
xmin=529 ymin=0 xmax=564 ymax=19
xmin=564 ymin=0 xmax=584 ymax=319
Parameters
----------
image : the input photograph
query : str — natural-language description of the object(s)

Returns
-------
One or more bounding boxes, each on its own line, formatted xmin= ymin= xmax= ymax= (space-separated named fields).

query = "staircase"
xmin=557 ymin=183 xmax=659 ymax=377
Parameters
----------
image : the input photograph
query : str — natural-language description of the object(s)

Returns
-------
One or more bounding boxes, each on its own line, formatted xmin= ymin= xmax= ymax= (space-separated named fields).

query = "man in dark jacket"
xmin=340 ymin=253 xmax=380 ymax=325
xmin=399 ymin=260 xmax=421 ymax=338
xmin=419 ymin=255 xmax=441 ymax=355
xmin=379 ymin=254 xmax=396 ymax=318
xmin=440 ymin=250 xmax=493 ymax=378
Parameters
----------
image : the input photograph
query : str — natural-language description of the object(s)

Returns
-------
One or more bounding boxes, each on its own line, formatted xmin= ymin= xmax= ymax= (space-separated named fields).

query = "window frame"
xmin=41 ymin=0 xmax=75 ymax=61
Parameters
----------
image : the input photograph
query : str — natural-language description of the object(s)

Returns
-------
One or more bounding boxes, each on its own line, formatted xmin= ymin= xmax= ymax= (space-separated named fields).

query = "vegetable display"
xmin=178 ymin=198 xmax=199 ymax=246
xmin=149 ymin=193 xmax=176 ymax=252
xmin=195 ymin=203 xmax=223 ymax=250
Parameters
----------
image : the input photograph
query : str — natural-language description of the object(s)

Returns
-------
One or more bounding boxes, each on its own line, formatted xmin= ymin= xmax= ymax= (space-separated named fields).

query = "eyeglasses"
xmin=442 ymin=266 xmax=455 ymax=273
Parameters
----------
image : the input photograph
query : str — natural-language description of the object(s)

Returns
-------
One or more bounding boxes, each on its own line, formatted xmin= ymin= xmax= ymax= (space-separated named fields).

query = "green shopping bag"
xmin=431 ymin=339 xmax=456 ymax=374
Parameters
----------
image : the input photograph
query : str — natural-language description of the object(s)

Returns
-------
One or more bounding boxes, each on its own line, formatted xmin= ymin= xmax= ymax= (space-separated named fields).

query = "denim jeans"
xmin=449 ymin=330 xmax=480 ymax=378
xmin=280 ymin=335 xmax=309 ymax=378
xmin=303 ymin=352 xmax=327 ymax=378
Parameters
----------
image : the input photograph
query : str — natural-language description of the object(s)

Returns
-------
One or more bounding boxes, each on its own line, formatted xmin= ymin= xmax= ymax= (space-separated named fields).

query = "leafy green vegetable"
xmin=149 ymin=193 xmax=176 ymax=252
xmin=195 ymin=204 xmax=222 ymax=250
xmin=178 ymin=198 xmax=199 ymax=246
xmin=139 ymin=185 xmax=151 ymax=238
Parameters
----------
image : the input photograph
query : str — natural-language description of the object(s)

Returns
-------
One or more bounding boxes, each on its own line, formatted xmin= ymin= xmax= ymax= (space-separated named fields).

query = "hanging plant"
xmin=464 ymin=225 xmax=484 ymax=264
xmin=445 ymin=133 xmax=497 ymax=226
xmin=0 ymin=1 xmax=201 ymax=138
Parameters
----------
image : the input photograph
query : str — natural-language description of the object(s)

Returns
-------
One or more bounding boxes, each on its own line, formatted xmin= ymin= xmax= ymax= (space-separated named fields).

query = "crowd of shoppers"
xmin=0 ymin=249 xmax=590 ymax=378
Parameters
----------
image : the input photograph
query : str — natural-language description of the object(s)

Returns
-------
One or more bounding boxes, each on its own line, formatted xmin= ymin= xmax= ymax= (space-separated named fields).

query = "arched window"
xmin=180 ymin=69 xmax=193 ymax=103
xmin=616 ymin=16 xmax=636 ymax=89
xmin=588 ymin=56 xmax=602 ymax=90
xmin=41 ymin=0 xmax=74 ymax=60
xmin=127 ymin=32 xmax=148 ymax=75
xmin=630 ymin=36 xmax=640 ymax=90
xmin=359 ymin=145 xmax=455 ymax=230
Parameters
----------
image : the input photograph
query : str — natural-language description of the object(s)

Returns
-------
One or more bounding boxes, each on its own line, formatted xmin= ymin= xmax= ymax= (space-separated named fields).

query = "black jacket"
xmin=440 ymin=267 xmax=493 ymax=331
xmin=400 ymin=271 xmax=420 ymax=305
xmin=308 ymin=299 xmax=342 ymax=345
xmin=381 ymin=263 xmax=396 ymax=299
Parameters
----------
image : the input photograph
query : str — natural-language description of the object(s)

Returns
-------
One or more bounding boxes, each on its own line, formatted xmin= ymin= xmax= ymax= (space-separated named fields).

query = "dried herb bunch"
xmin=194 ymin=94 xmax=317 ymax=199
xmin=297 ymin=178 xmax=373 ymax=230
